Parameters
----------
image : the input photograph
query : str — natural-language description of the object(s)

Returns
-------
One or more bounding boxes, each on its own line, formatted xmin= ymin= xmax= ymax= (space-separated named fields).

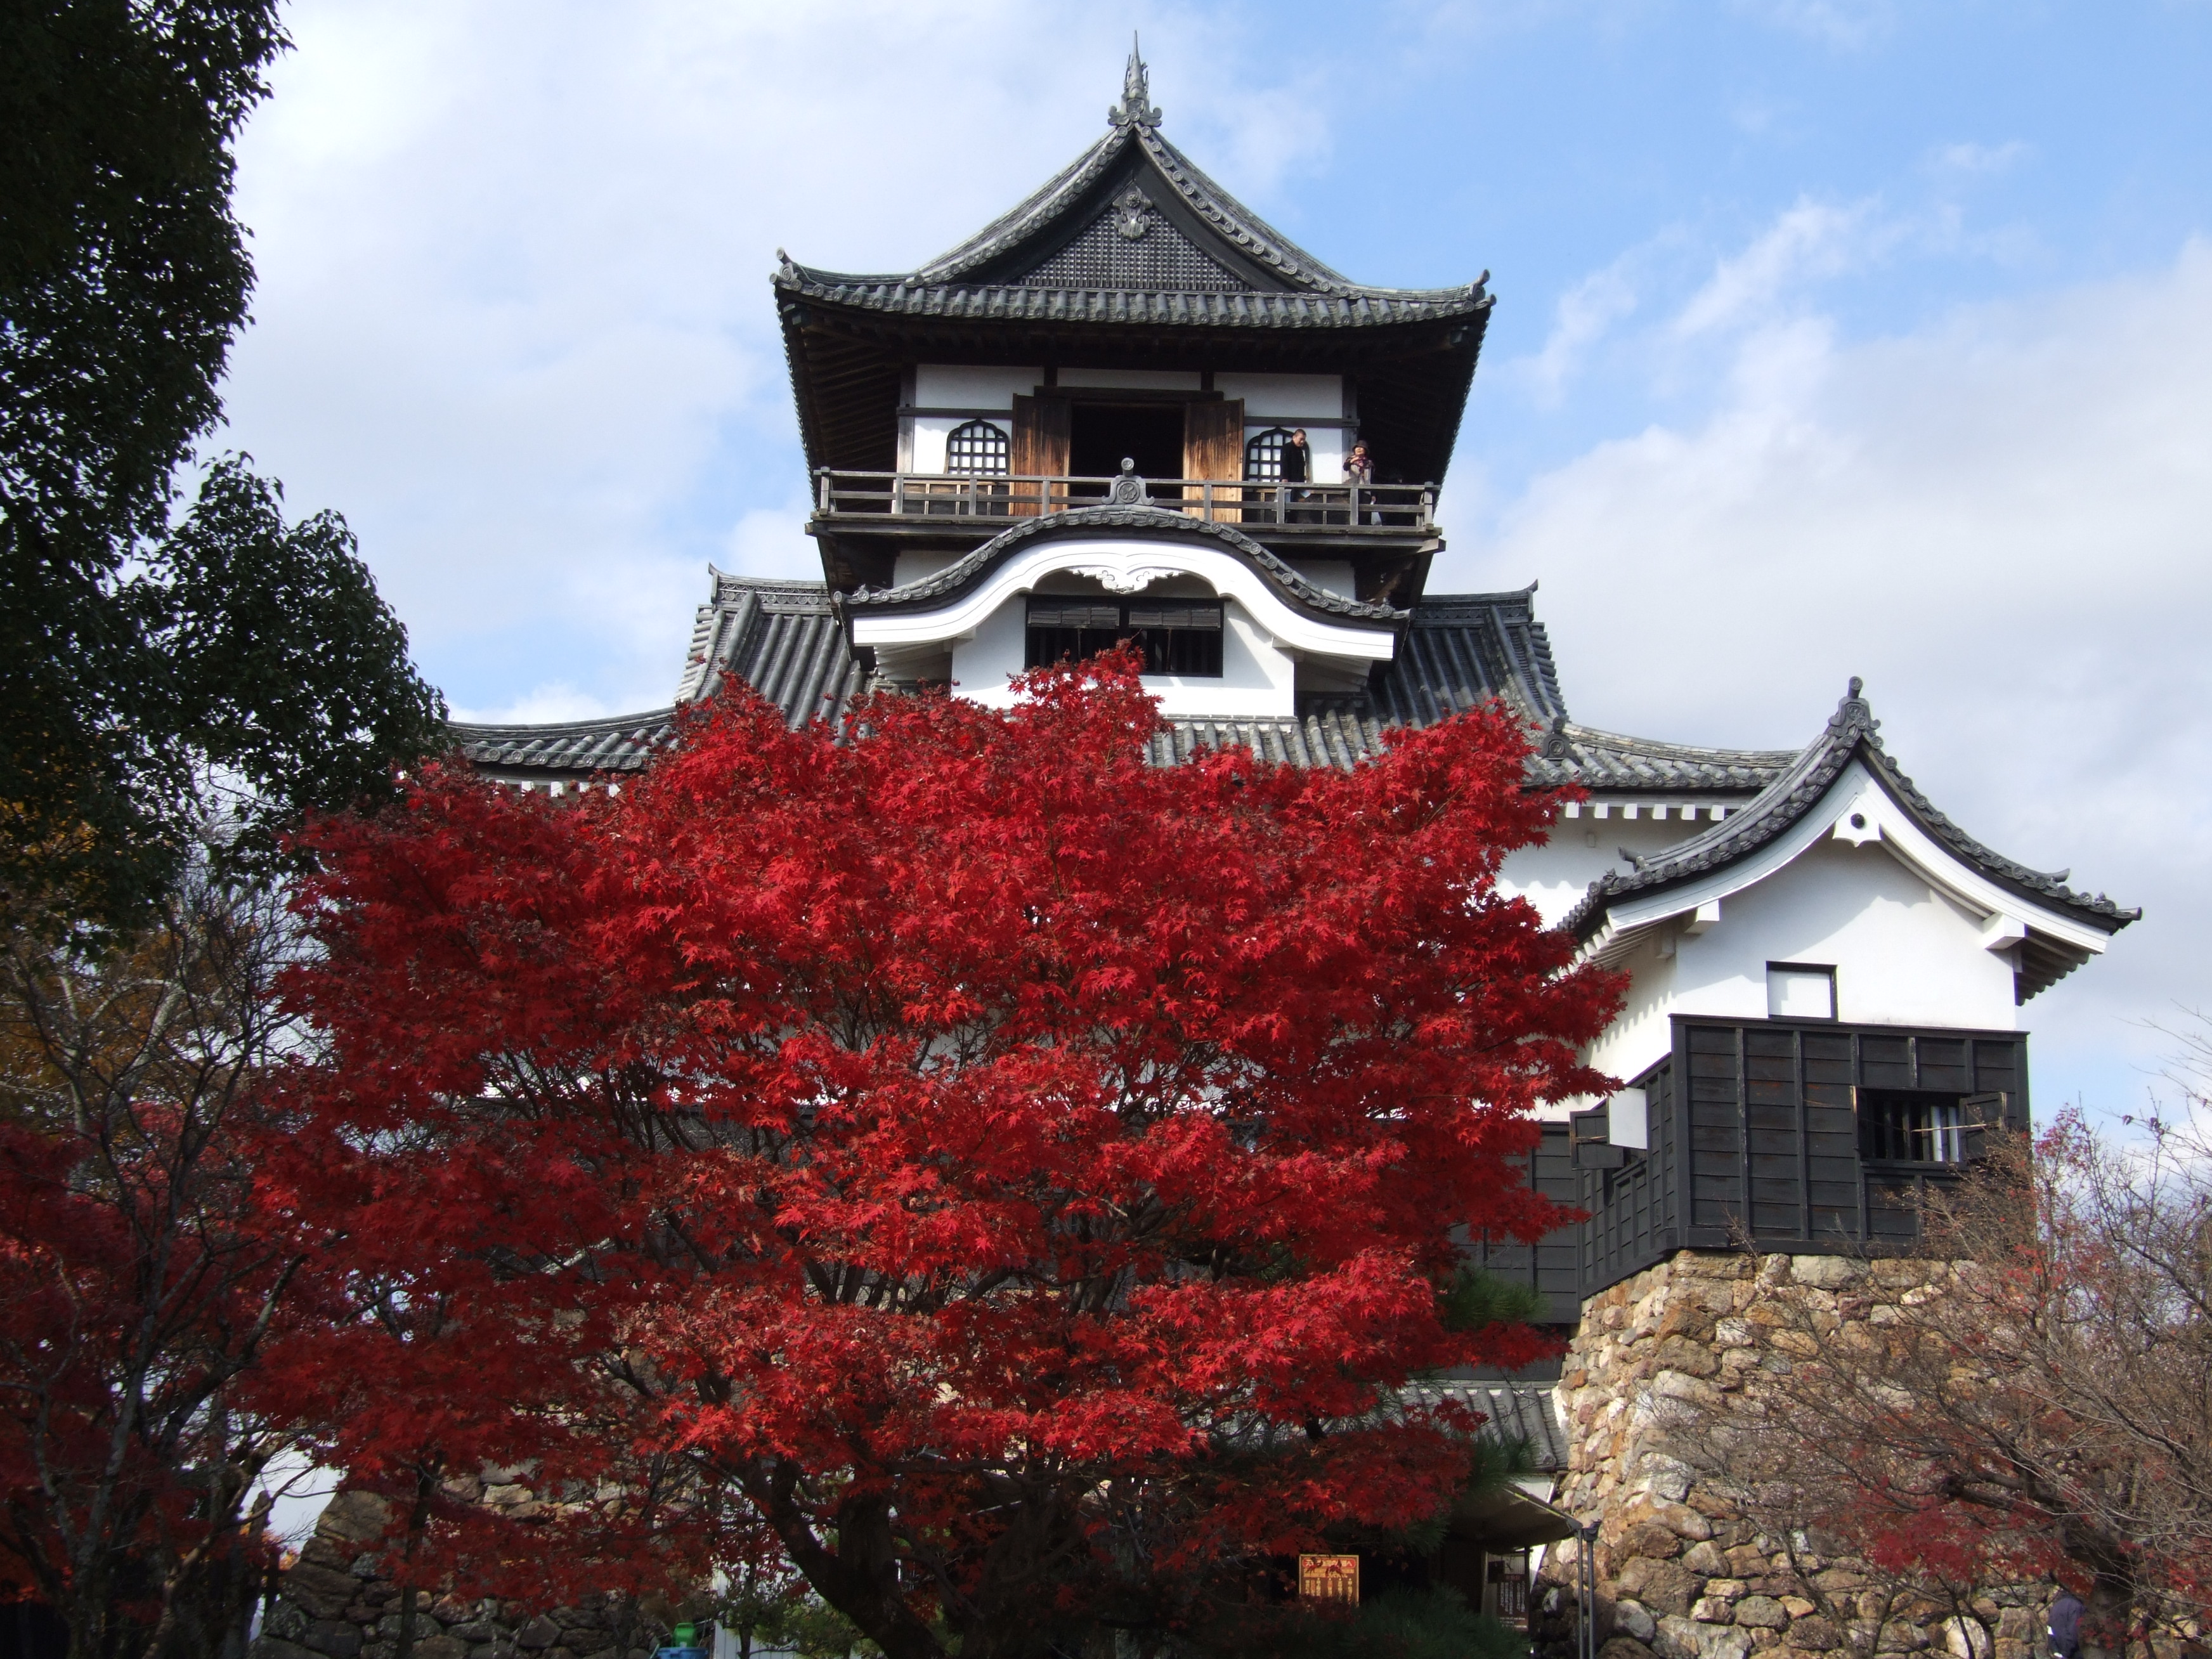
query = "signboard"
xmin=1298 ymin=1554 xmax=1360 ymax=1605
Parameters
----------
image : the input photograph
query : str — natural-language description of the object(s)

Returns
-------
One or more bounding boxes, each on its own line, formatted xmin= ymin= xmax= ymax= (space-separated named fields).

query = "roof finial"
xmin=1109 ymin=32 xmax=1162 ymax=129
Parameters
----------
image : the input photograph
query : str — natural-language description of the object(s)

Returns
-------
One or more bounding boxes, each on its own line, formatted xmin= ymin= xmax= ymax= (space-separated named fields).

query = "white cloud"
xmin=219 ymin=0 xmax=1320 ymax=714
xmin=1674 ymin=197 xmax=1884 ymax=337
xmin=1927 ymin=140 xmax=2033 ymax=178
xmin=1448 ymin=238 xmax=2212 ymax=1108
xmin=1519 ymin=257 xmax=1643 ymax=405
xmin=1731 ymin=0 xmax=1896 ymax=50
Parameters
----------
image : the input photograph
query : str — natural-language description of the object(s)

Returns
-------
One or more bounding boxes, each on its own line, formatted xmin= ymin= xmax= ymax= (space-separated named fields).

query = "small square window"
xmin=1766 ymin=962 xmax=1836 ymax=1021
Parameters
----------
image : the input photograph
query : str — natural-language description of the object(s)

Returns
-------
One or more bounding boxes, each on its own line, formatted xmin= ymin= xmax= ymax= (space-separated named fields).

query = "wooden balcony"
xmin=811 ymin=469 xmax=1438 ymax=531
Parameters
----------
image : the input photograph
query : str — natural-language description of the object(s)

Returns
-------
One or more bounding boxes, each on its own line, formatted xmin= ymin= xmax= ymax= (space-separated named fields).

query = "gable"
xmin=1018 ymin=194 xmax=1254 ymax=292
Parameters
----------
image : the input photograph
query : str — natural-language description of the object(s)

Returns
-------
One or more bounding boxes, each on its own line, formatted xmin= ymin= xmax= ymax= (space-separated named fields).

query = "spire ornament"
xmin=1109 ymin=34 xmax=1162 ymax=129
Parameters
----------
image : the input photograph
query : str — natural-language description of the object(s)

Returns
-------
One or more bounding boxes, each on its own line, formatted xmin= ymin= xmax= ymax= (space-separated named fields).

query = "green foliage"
xmin=1439 ymin=1264 xmax=1547 ymax=1334
xmin=1 ymin=5 xmax=444 ymax=921
xmin=1265 ymin=1587 xmax=1528 ymax=1659
xmin=3 ymin=456 xmax=447 ymax=918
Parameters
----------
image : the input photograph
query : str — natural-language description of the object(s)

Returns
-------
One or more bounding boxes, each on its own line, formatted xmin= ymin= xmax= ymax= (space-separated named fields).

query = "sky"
xmin=214 ymin=0 xmax=2212 ymax=1121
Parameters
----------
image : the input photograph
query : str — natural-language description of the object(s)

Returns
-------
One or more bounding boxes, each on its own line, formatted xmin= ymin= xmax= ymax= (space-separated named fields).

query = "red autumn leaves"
xmin=77 ymin=658 xmax=1623 ymax=1656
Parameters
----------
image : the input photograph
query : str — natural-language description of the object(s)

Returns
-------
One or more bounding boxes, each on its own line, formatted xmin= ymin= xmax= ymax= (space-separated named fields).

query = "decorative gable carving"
xmin=1019 ymin=200 xmax=1252 ymax=292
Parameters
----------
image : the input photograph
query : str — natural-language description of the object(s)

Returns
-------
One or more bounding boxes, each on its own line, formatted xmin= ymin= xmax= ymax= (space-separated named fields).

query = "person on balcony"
xmin=1344 ymin=440 xmax=1374 ymax=524
xmin=1282 ymin=428 xmax=1311 ymax=521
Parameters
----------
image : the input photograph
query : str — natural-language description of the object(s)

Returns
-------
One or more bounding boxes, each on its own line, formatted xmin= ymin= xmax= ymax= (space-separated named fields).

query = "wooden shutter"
xmin=1009 ymin=395 xmax=1069 ymax=516
xmin=1181 ymin=398 xmax=1244 ymax=520
xmin=1958 ymin=1091 xmax=2007 ymax=1162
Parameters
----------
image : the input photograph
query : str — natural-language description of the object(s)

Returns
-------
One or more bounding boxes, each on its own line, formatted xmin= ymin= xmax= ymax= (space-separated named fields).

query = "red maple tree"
xmin=281 ymin=658 xmax=1620 ymax=1658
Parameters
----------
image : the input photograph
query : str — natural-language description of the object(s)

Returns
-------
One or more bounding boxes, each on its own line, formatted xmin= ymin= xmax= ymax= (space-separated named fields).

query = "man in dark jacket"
xmin=2048 ymin=1588 xmax=2085 ymax=1659
xmin=1280 ymin=428 xmax=1311 ymax=520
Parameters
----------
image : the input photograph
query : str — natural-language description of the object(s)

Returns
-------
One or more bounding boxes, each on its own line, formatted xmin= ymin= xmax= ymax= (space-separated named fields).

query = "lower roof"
xmin=450 ymin=573 xmax=1798 ymax=796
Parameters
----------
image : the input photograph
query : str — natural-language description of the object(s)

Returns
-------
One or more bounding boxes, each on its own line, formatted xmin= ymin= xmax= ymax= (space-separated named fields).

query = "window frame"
xmin=1242 ymin=426 xmax=1296 ymax=483
xmin=944 ymin=419 xmax=1011 ymax=478
xmin=1024 ymin=596 xmax=1226 ymax=678
xmin=1765 ymin=961 xmax=1838 ymax=1022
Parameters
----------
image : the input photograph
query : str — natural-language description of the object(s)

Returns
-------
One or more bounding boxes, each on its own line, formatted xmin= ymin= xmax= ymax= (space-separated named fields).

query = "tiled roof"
xmin=774 ymin=110 xmax=1489 ymax=328
xmin=1563 ymin=679 xmax=2140 ymax=951
xmin=455 ymin=576 xmax=1796 ymax=802
xmin=774 ymin=272 xmax=1492 ymax=330
xmin=843 ymin=505 xmax=1407 ymax=626
xmin=449 ymin=708 xmax=675 ymax=777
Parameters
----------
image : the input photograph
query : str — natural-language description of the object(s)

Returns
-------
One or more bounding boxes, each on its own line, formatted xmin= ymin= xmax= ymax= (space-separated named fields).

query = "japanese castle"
xmin=447 ymin=43 xmax=2135 ymax=1605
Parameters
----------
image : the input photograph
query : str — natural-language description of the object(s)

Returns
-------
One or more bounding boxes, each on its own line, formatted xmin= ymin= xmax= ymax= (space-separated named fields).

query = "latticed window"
xmin=946 ymin=419 xmax=1010 ymax=476
xmin=1243 ymin=426 xmax=1294 ymax=481
xmin=1024 ymin=597 xmax=1224 ymax=677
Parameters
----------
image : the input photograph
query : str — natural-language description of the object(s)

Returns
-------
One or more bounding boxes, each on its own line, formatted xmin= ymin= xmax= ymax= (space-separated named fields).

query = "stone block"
xmin=1682 ymin=1541 xmax=1729 ymax=1577
xmin=1994 ymin=1642 xmax=2031 ymax=1659
xmin=1790 ymin=1617 xmax=1843 ymax=1650
xmin=252 ymin=1642 xmax=322 ymax=1659
xmin=1655 ymin=1336 xmax=1722 ymax=1378
xmin=1789 ymin=1256 xmax=1864 ymax=1289
xmin=414 ymin=1639 xmax=469 ymax=1659
xmin=265 ymin=1603 xmax=311 ymax=1643
xmin=1996 ymin=1610 xmax=2034 ymax=1641
xmin=283 ymin=1565 xmax=366 ymax=1622
xmin=1941 ymin=1618 xmax=1993 ymax=1659
xmin=449 ymin=1626 xmax=500 ymax=1644
xmin=1653 ymin=1370 xmax=1723 ymax=1410
xmin=1617 ymin=1556 xmax=1697 ymax=1618
xmin=316 ymin=1492 xmax=394 ymax=1546
xmin=1620 ymin=1521 xmax=1685 ymax=1560
xmin=1705 ymin=1581 xmax=1748 ymax=1602
xmin=1736 ymin=1598 xmax=1789 ymax=1630
xmin=302 ymin=1621 xmax=364 ymax=1659
xmin=1726 ymin=1545 xmax=1771 ymax=1577
xmin=1693 ymin=1599 xmax=1736 ymax=1623
xmin=1615 ymin=1601 xmax=1660 ymax=1643
xmin=516 ymin=1618 xmax=562 ymax=1651
xmin=1780 ymin=1597 xmax=1817 ymax=1619
xmin=1603 ymin=1641 xmax=1660 ymax=1659
xmin=1659 ymin=1614 xmax=1754 ymax=1659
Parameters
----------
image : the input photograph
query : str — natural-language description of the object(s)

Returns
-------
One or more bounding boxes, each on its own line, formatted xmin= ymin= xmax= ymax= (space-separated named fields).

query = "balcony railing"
xmin=813 ymin=470 xmax=1437 ymax=530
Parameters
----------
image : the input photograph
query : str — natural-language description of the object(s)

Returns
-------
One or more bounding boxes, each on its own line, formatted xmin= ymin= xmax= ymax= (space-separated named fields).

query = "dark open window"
xmin=1025 ymin=597 xmax=1224 ymax=677
xmin=945 ymin=419 xmax=1010 ymax=476
xmin=1243 ymin=426 xmax=1294 ymax=481
xmin=1857 ymin=1090 xmax=1970 ymax=1163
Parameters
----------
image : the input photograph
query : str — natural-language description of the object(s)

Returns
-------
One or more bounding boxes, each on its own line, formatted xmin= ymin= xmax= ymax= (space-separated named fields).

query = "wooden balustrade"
xmin=812 ymin=470 xmax=1436 ymax=530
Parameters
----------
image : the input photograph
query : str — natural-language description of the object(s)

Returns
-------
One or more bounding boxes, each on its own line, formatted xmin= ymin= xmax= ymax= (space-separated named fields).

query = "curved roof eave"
xmin=838 ymin=505 xmax=1408 ymax=632
xmin=1563 ymin=679 xmax=2140 ymax=944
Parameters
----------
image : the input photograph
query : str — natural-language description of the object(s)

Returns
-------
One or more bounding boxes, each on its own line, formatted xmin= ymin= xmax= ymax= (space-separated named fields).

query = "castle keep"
xmin=396 ymin=46 xmax=2139 ymax=1655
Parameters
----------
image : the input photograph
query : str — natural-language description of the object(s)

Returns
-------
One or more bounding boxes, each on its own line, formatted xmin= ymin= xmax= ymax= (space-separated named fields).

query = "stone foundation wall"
xmin=252 ymin=1490 xmax=658 ymax=1659
xmin=1551 ymin=1249 xmax=2046 ymax=1659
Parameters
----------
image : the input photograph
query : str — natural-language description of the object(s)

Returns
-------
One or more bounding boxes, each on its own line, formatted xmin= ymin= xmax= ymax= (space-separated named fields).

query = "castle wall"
xmin=1554 ymin=1249 xmax=2045 ymax=1659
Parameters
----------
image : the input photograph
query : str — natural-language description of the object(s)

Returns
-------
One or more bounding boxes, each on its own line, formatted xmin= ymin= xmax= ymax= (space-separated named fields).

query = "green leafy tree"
xmin=1 ymin=3 xmax=443 ymax=919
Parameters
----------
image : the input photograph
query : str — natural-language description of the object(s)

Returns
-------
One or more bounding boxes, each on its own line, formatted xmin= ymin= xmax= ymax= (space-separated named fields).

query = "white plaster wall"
xmin=1057 ymin=368 xmax=1203 ymax=391
xmin=1214 ymin=373 xmax=1341 ymax=418
xmin=948 ymin=594 xmax=1297 ymax=717
xmin=890 ymin=550 xmax=964 ymax=588
xmin=913 ymin=366 xmax=1039 ymax=408
xmin=1280 ymin=559 xmax=1356 ymax=599
xmin=909 ymin=414 xmax=1015 ymax=475
xmin=1498 ymin=817 xmax=1706 ymax=928
xmin=1585 ymin=837 xmax=2021 ymax=1085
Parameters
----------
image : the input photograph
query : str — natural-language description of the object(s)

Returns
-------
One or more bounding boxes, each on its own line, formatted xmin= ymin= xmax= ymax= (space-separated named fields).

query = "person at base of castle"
xmin=2048 ymin=1588 xmax=2085 ymax=1659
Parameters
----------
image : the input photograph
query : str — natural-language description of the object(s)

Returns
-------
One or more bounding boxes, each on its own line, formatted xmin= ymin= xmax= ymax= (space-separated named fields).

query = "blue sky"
xmin=216 ymin=0 xmax=2212 ymax=1117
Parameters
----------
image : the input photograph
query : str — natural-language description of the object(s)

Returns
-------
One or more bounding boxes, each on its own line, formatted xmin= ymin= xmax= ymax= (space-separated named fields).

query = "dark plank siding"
xmin=1580 ymin=1060 xmax=1679 ymax=1290
xmin=1470 ymin=1122 xmax=1583 ymax=1324
xmin=1553 ymin=1018 xmax=2033 ymax=1301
